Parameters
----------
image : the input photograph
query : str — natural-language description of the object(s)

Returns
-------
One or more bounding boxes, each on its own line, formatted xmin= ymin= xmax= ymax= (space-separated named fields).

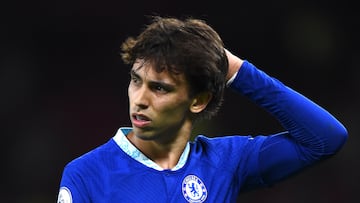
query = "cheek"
xmin=128 ymin=85 xmax=136 ymax=103
xmin=156 ymin=98 xmax=191 ymax=117
xmin=127 ymin=87 xmax=132 ymax=101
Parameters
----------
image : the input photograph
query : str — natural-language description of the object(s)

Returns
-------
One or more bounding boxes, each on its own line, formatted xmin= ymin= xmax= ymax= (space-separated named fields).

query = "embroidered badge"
xmin=57 ymin=187 xmax=72 ymax=203
xmin=182 ymin=175 xmax=207 ymax=203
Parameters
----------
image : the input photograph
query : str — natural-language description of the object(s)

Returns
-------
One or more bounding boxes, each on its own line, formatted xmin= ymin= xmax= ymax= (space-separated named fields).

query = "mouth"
xmin=131 ymin=113 xmax=151 ymax=128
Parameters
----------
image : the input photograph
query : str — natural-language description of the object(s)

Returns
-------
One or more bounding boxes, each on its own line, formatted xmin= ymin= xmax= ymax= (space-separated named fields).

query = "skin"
xmin=225 ymin=49 xmax=244 ymax=80
xmin=127 ymin=50 xmax=244 ymax=169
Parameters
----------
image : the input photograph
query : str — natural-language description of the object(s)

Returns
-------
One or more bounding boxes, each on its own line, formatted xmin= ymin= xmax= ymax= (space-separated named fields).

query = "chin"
xmin=132 ymin=128 xmax=155 ymax=141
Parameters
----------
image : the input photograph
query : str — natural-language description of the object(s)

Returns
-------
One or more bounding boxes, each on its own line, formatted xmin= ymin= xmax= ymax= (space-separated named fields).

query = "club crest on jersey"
xmin=182 ymin=175 xmax=207 ymax=203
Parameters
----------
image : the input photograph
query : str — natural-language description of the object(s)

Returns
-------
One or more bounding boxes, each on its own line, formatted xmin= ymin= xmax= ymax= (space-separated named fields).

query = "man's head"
xmin=121 ymin=16 xmax=228 ymax=120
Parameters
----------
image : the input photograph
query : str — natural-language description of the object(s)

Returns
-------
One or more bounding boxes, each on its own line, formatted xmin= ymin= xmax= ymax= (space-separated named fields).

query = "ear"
xmin=190 ymin=92 xmax=212 ymax=114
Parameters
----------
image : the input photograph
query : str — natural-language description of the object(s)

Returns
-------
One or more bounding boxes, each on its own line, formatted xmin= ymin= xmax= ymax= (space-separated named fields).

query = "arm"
xmin=226 ymin=50 xmax=348 ymax=185
xmin=225 ymin=49 xmax=244 ymax=81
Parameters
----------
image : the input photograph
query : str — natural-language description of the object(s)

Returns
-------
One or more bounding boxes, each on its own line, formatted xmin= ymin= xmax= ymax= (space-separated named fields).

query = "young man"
xmin=57 ymin=16 xmax=348 ymax=203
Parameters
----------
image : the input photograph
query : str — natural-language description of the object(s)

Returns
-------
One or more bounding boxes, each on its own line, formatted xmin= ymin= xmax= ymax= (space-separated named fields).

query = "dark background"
xmin=1 ymin=0 xmax=359 ymax=202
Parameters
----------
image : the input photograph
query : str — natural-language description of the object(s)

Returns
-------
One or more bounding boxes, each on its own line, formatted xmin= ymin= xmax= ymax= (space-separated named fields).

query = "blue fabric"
xmin=58 ymin=60 xmax=347 ymax=202
xmin=230 ymin=61 xmax=347 ymax=186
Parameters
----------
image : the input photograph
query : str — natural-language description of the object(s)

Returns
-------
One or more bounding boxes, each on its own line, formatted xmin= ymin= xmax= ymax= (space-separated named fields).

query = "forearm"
xmin=229 ymin=60 xmax=348 ymax=158
xmin=225 ymin=49 xmax=243 ymax=81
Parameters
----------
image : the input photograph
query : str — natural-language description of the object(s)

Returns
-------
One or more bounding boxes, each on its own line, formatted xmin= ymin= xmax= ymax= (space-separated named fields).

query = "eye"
xmin=150 ymin=82 xmax=171 ymax=94
xmin=131 ymin=76 xmax=138 ymax=83
xmin=154 ymin=84 xmax=167 ymax=93
xmin=130 ymin=73 xmax=141 ymax=86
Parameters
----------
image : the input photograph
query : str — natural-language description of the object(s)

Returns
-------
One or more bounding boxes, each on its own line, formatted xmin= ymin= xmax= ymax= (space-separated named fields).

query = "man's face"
xmin=128 ymin=60 xmax=194 ymax=142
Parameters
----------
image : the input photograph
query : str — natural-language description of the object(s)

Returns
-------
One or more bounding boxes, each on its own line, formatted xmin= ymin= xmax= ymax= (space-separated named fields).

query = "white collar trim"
xmin=113 ymin=127 xmax=190 ymax=171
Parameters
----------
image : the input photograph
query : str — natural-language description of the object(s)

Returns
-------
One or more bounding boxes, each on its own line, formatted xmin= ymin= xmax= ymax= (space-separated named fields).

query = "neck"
xmin=127 ymin=121 xmax=192 ymax=169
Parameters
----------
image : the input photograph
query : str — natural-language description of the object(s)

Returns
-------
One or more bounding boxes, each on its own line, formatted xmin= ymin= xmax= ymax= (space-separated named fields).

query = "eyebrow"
xmin=130 ymin=69 xmax=176 ymax=90
xmin=130 ymin=69 xmax=140 ymax=78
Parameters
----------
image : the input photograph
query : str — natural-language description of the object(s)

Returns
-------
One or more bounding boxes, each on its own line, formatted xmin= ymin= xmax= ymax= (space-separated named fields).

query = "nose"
xmin=132 ymin=86 xmax=149 ymax=110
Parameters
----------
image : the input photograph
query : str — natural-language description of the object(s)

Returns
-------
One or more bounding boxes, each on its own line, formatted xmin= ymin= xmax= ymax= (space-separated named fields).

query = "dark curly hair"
xmin=121 ymin=16 xmax=228 ymax=120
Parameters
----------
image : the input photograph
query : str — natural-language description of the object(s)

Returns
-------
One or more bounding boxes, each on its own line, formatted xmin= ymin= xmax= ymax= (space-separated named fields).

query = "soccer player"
xmin=57 ymin=16 xmax=348 ymax=203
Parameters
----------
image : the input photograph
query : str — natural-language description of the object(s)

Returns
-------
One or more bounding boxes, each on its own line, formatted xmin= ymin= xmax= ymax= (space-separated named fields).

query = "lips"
xmin=131 ymin=113 xmax=151 ymax=128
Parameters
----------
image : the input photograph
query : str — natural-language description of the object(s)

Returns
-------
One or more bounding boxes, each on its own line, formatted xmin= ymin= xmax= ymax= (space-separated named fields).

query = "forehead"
xmin=132 ymin=59 xmax=187 ymax=85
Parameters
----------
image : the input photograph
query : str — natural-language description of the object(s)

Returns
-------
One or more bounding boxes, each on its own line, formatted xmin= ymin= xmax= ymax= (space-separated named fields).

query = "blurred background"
xmin=1 ymin=0 xmax=359 ymax=202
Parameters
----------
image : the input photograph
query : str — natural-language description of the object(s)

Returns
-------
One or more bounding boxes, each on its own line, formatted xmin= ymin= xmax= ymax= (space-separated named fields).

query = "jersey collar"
xmin=113 ymin=127 xmax=190 ymax=171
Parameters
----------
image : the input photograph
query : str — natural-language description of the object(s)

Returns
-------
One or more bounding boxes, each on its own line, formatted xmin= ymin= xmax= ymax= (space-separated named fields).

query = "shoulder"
xmin=188 ymin=135 xmax=267 ymax=175
xmin=190 ymin=135 xmax=267 ymax=163
xmin=64 ymin=139 xmax=119 ymax=172
xmin=192 ymin=134 xmax=266 ymax=151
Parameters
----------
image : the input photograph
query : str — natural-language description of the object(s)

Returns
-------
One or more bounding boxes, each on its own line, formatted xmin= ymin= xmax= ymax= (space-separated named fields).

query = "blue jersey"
xmin=57 ymin=61 xmax=347 ymax=203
